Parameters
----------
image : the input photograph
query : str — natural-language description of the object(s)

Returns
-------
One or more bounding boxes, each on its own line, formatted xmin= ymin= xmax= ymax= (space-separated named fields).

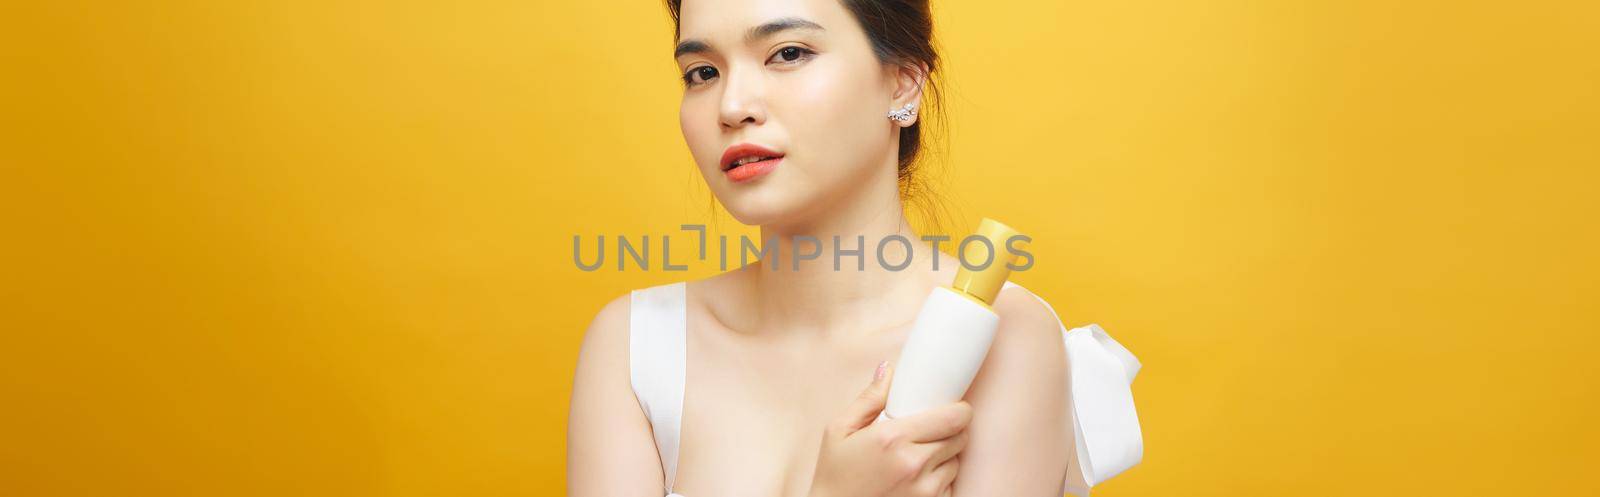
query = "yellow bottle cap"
xmin=950 ymin=218 xmax=1026 ymax=306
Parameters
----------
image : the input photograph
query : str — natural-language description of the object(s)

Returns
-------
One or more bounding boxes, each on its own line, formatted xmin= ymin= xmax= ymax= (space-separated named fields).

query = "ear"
xmin=888 ymin=62 xmax=928 ymax=127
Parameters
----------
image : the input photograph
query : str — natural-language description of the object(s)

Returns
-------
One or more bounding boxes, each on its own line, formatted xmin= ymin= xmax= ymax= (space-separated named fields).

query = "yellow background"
xmin=3 ymin=1 xmax=1597 ymax=495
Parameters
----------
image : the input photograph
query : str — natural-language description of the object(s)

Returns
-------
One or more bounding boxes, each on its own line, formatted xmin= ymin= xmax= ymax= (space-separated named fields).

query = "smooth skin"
xmin=567 ymin=0 xmax=1072 ymax=495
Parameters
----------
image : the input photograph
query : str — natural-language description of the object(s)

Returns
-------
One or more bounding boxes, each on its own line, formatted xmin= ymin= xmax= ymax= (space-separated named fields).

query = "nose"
xmin=718 ymin=64 xmax=766 ymax=129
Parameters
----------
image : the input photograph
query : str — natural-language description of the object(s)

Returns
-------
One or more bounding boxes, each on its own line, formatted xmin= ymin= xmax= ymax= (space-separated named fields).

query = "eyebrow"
xmin=674 ymin=17 xmax=826 ymax=58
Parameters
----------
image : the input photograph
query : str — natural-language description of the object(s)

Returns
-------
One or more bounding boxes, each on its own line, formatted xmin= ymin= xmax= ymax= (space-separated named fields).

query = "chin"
xmin=720 ymin=197 xmax=795 ymax=227
xmin=716 ymin=186 xmax=812 ymax=227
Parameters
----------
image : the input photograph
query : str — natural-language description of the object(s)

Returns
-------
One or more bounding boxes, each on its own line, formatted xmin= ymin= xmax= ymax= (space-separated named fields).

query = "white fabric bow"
xmin=1060 ymin=323 xmax=1144 ymax=496
xmin=1000 ymin=282 xmax=1144 ymax=496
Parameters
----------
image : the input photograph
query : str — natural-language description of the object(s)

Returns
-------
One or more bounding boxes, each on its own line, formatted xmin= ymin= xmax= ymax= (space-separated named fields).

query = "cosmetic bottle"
xmin=881 ymin=218 xmax=1025 ymax=420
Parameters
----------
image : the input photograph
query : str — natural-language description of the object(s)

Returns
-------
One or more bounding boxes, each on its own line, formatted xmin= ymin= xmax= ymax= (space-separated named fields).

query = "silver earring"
xmin=887 ymin=102 xmax=917 ymax=123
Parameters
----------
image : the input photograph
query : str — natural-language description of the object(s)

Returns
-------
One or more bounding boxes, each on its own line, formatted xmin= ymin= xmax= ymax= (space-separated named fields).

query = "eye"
xmin=681 ymin=65 xmax=719 ymax=87
xmin=767 ymin=46 xmax=815 ymax=65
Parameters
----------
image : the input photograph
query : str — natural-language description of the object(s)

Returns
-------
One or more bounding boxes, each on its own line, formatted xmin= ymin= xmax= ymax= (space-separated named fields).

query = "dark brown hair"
xmin=666 ymin=0 xmax=950 ymax=231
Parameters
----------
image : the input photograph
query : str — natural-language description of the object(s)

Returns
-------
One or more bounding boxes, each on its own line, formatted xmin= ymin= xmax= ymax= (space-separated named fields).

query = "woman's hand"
xmin=808 ymin=362 xmax=971 ymax=497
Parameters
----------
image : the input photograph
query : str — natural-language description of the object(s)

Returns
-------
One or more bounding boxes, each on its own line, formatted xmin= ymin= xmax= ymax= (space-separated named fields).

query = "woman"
xmin=568 ymin=1 xmax=1142 ymax=496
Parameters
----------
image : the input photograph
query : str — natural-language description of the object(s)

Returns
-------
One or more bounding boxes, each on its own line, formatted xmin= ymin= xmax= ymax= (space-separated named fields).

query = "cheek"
xmin=679 ymin=98 xmax=719 ymax=171
xmin=781 ymin=60 xmax=889 ymax=176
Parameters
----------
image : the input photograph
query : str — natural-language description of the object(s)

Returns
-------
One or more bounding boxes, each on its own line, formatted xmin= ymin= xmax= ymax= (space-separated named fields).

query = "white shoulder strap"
xmin=629 ymin=281 xmax=687 ymax=495
xmin=1002 ymin=281 xmax=1144 ymax=497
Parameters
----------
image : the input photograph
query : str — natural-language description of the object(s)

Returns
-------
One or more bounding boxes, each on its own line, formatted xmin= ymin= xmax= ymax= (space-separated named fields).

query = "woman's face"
xmin=674 ymin=0 xmax=911 ymax=226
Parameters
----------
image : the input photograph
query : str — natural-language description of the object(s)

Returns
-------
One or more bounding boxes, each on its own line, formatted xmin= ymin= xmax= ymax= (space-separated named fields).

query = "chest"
xmin=669 ymin=320 xmax=909 ymax=497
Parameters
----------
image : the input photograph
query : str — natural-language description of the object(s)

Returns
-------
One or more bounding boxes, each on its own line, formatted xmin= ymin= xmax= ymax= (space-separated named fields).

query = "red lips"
xmin=720 ymin=143 xmax=784 ymax=182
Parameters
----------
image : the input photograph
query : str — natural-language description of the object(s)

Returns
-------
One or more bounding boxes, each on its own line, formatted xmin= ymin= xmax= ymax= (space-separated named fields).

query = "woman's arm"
xmin=950 ymin=288 xmax=1074 ymax=496
xmin=567 ymin=295 xmax=666 ymax=496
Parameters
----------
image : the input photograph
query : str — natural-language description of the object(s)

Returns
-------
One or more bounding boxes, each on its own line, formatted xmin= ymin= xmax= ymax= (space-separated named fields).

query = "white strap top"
xmin=628 ymin=281 xmax=1143 ymax=497
xmin=629 ymin=281 xmax=688 ymax=496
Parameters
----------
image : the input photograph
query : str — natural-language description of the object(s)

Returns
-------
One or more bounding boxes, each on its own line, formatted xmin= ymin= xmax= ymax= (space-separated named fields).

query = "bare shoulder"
xmin=993 ymin=286 xmax=1062 ymax=326
xmin=567 ymin=289 xmax=668 ymax=494
xmin=964 ymin=285 xmax=1070 ymax=411
xmin=953 ymin=285 xmax=1073 ymax=493
xmin=570 ymin=292 xmax=634 ymax=412
xmin=989 ymin=286 xmax=1069 ymax=367
xmin=569 ymin=290 xmax=637 ymax=403
xmin=577 ymin=291 xmax=632 ymax=364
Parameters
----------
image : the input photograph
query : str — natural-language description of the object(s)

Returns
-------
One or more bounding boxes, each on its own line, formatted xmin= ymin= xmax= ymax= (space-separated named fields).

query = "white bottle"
xmin=881 ymin=218 xmax=1026 ymax=420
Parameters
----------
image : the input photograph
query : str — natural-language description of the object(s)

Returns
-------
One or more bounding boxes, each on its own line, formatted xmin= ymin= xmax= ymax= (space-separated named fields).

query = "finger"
xmin=916 ymin=429 xmax=969 ymax=468
xmin=896 ymin=400 xmax=972 ymax=442
xmin=832 ymin=361 xmax=895 ymax=434
xmin=920 ymin=455 xmax=959 ymax=496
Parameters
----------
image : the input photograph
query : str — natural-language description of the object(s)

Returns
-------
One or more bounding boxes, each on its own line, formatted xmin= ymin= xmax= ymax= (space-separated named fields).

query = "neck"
xmin=742 ymin=187 xmax=946 ymax=336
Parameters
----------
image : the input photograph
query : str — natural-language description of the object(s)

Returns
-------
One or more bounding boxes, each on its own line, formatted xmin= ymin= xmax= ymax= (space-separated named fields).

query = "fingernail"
xmin=874 ymin=360 xmax=887 ymax=381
